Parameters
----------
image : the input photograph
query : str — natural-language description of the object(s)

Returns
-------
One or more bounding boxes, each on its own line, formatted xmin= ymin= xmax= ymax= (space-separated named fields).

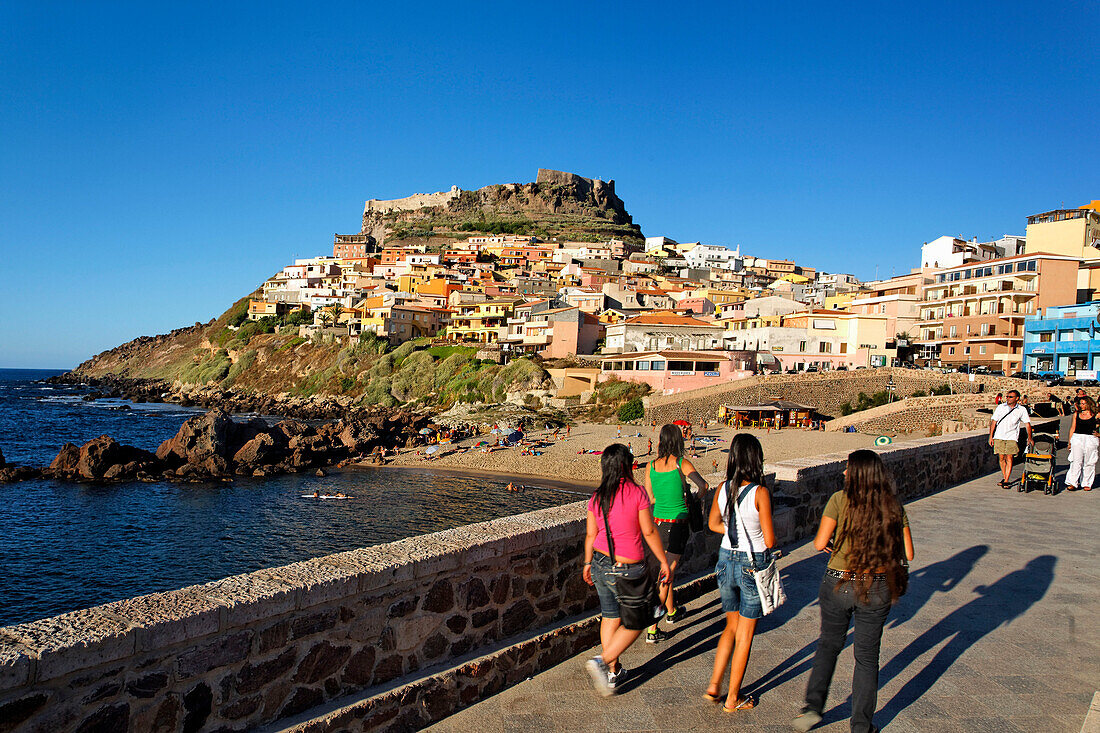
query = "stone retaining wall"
xmin=0 ymin=428 xmax=1003 ymax=733
xmin=643 ymin=367 xmax=1062 ymax=424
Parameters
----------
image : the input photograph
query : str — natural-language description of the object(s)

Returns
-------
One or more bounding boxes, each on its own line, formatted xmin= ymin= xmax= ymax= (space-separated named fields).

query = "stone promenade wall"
xmin=824 ymin=394 xmax=991 ymax=435
xmin=0 ymin=429 xmax=1002 ymax=733
xmin=643 ymin=367 xmax=1059 ymax=423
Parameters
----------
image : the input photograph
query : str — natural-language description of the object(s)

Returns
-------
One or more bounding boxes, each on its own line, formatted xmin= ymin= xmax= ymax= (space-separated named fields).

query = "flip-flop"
xmin=702 ymin=691 xmax=722 ymax=703
xmin=722 ymin=696 xmax=755 ymax=712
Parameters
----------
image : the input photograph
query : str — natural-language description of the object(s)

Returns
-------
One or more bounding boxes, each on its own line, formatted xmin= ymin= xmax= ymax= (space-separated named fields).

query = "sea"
xmin=0 ymin=368 xmax=581 ymax=627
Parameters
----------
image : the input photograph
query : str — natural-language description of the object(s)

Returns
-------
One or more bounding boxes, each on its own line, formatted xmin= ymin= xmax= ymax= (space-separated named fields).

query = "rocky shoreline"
xmin=0 ymin=406 xmax=430 ymax=484
xmin=45 ymin=372 xmax=369 ymax=420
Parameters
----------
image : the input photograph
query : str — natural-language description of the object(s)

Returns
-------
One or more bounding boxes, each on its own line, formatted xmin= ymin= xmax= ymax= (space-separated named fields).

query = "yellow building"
xmin=445 ymin=298 xmax=522 ymax=343
xmin=1025 ymin=205 xmax=1100 ymax=295
xmin=823 ymin=290 xmax=867 ymax=311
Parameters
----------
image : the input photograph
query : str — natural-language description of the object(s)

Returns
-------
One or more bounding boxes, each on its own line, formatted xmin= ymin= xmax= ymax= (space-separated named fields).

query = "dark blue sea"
xmin=0 ymin=369 xmax=578 ymax=627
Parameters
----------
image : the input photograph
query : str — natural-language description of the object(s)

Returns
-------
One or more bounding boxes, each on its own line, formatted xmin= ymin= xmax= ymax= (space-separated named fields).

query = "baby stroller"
xmin=1021 ymin=434 xmax=1057 ymax=494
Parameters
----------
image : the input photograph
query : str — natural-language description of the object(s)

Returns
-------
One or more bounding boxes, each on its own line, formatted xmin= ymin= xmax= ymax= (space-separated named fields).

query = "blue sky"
xmin=2 ymin=1 xmax=1097 ymax=368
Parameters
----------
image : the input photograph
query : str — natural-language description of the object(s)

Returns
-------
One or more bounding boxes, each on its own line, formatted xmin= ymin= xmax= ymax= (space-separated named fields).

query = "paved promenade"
xmin=428 ymin=451 xmax=1099 ymax=732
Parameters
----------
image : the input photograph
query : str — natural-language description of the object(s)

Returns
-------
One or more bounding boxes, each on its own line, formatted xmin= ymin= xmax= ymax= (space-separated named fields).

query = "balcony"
xmin=1025 ymin=316 xmax=1096 ymax=332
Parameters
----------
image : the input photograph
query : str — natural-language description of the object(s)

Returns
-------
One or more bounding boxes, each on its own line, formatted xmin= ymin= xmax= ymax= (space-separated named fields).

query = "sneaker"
xmin=791 ymin=709 xmax=823 ymax=731
xmin=665 ymin=605 xmax=685 ymax=623
xmin=646 ymin=628 xmax=669 ymax=644
xmin=585 ymin=656 xmax=614 ymax=696
xmin=652 ymin=604 xmax=667 ymax=621
xmin=607 ymin=664 xmax=627 ymax=689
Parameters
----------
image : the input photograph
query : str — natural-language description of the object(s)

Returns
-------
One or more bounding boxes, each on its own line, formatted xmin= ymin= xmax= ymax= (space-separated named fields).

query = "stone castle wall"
xmin=362 ymin=186 xmax=461 ymax=217
xmin=0 ymin=429 xmax=1002 ymax=732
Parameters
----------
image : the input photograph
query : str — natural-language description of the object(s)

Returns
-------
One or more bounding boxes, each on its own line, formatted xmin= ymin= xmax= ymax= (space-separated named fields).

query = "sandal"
xmin=702 ymin=691 xmax=722 ymax=703
xmin=722 ymin=696 xmax=755 ymax=712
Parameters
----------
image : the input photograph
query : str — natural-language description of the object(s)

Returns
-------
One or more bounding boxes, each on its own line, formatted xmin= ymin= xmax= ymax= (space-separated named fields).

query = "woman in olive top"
xmin=643 ymin=424 xmax=708 ymax=643
xmin=793 ymin=450 xmax=915 ymax=733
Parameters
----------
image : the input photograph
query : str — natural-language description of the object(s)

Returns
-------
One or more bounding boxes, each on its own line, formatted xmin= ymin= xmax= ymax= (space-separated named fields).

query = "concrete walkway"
xmin=427 ymin=448 xmax=1099 ymax=732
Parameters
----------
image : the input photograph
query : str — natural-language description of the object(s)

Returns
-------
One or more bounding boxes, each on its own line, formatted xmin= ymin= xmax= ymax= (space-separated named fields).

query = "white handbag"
xmin=732 ymin=483 xmax=787 ymax=615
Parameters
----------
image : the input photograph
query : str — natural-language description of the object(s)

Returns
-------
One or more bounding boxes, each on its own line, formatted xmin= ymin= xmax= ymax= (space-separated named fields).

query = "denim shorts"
xmin=715 ymin=547 xmax=770 ymax=619
xmin=590 ymin=552 xmax=647 ymax=620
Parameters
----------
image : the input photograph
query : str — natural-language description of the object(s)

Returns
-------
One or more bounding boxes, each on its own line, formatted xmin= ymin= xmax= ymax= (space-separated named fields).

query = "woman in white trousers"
xmin=1067 ymin=396 xmax=1098 ymax=491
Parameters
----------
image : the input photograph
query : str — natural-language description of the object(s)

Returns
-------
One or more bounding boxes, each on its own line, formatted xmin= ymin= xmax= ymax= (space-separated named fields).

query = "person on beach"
xmin=1066 ymin=395 xmax=1099 ymax=491
xmin=643 ymin=424 xmax=708 ymax=643
xmin=792 ymin=450 xmax=915 ymax=733
xmin=989 ymin=390 xmax=1032 ymax=488
xmin=994 ymin=392 xmax=1003 ymax=406
xmin=583 ymin=444 xmax=671 ymax=696
xmin=704 ymin=433 xmax=774 ymax=713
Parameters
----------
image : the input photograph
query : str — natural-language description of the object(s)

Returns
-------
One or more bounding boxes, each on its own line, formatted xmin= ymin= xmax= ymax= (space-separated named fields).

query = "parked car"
xmin=1009 ymin=371 xmax=1031 ymax=379
xmin=804 ymin=366 xmax=819 ymax=373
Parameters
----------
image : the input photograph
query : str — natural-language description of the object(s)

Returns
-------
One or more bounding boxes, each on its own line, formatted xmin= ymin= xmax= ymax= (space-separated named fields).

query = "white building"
xmin=683 ymin=243 xmax=743 ymax=271
xmin=920 ymin=235 xmax=1025 ymax=269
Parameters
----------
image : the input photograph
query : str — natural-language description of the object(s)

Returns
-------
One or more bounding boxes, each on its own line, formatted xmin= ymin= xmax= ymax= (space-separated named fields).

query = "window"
xmin=964 ymin=346 xmax=970 ymax=355
xmin=980 ymin=345 xmax=987 ymax=354
xmin=650 ymin=361 xmax=665 ymax=371
xmin=819 ymin=342 xmax=832 ymax=353
xmin=840 ymin=343 xmax=847 ymax=353
xmin=949 ymin=347 xmax=956 ymax=355
xmin=799 ymin=341 xmax=807 ymax=352
xmin=966 ymin=324 xmax=971 ymax=335
xmin=1040 ymin=333 xmax=1053 ymax=342
xmin=949 ymin=325 xmax=957 ymax=337
xmin=636 ymin=361 xmax=650 ymax=371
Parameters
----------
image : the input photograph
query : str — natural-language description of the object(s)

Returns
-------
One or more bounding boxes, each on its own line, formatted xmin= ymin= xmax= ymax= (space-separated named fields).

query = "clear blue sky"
xmin=2 ymin=1 xmax=1097 ymax=368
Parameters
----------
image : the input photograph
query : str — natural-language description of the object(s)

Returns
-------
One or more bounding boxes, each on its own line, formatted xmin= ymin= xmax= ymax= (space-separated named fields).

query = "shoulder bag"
xmin=599 ymin=500 xmax=658 ymax=631
xmin=677 ymin=458 xmax=706 ymax=533
xmin=732 ymin=483 xmax=786 ymax=615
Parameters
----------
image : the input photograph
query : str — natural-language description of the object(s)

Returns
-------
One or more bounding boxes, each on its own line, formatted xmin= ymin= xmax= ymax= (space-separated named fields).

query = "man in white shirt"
xmin=989 ymin=390 xmax=1033 ymax=487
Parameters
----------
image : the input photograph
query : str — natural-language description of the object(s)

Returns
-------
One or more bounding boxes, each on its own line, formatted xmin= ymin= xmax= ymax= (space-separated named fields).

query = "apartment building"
xmin=847 ymin=272 xmax=929 ymax=340
xmin=445 ymin=298 xmax=523 ymax=343
xmin=603 ymin=313 xmax=725 ymax=353
xmin=1024 ymin=301 xmax=1100 ymax=373
xmin=920 ymin=235 xmax=1025 ymax=269
xmin=1025 ymin=204 xmax=1100 ymax=297
xmin=914 ymin=253 xmax=1081 ymax=370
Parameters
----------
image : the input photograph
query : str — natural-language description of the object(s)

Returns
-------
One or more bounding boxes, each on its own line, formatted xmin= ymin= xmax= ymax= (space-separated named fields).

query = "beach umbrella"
xmin=491 ymin=428 xmax=501 ymax=435
xmin=419 ymin=428 xmax=434 ymax=435
xmin=505 ymin=427 xmax=520 ymax=435
xmin=425 ymin=445 xmax=440 ymax=454
xmin=673 ymin=420 xmax=690 ymax=427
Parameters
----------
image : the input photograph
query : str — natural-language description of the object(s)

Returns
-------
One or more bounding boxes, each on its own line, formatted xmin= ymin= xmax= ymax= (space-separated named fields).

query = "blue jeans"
xmin=715 ymin=547 xmax=769 ymax=619
xmin=804 ymin=575 xmax=891 ymax=732
xmin=590 ymin=552 xmax=647 ymax=620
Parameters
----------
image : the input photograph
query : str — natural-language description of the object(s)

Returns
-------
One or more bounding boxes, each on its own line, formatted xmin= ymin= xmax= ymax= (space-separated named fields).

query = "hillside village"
xmin=246 ymin=181 xmax=1100 ymax=396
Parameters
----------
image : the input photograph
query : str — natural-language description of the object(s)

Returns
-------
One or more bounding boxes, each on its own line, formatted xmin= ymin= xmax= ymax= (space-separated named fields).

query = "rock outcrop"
xmin=2 ymin=409 xmax=430 ymax=483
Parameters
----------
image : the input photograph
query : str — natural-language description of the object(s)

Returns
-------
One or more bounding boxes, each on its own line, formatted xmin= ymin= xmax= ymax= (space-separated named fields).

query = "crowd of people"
xmin=582 ymin=422 xmax=914 ymax=732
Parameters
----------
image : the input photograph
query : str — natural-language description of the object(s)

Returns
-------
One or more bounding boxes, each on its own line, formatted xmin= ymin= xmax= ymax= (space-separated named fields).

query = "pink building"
xmin=598 ymin=350 xmax=756 ymax=395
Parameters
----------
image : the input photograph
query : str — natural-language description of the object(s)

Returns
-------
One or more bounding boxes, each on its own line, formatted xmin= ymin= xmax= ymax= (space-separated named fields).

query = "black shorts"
xmin=656 ymin=520 xmax=690 ymax=556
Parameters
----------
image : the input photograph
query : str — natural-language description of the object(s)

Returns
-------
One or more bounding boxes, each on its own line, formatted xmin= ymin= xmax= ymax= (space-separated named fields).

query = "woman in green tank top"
xmin=642 ymin=424 xmax=709 ymax=643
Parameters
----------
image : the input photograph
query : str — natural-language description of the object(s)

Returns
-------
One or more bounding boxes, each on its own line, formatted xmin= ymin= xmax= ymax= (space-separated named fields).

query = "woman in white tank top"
xmin=704 ymin=434 xmax=776 ymax=713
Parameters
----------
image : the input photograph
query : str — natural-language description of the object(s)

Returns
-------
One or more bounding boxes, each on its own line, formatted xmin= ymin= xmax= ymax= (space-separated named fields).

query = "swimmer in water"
xmin=313 ymin=490 xmax=320 ymax=498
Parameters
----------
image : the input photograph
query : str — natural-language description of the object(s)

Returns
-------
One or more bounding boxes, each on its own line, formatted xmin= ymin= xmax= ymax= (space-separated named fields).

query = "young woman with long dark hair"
xmin=1066 ymin=395 xmax=1098 ymax=491
xmin=704 ymin=433 xmax=774 ymax=713
xmin=582 ymin=444 xmax=671 ymax=696
xmin=792 ymin=449 xmax=916 ymax=732
xmin=642 ymin=424 xmax=708 ymax=642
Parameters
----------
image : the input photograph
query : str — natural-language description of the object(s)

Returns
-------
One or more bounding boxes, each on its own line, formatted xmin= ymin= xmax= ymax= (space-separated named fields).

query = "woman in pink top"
xmin=582 ymin=444 xmax=671 ymax=696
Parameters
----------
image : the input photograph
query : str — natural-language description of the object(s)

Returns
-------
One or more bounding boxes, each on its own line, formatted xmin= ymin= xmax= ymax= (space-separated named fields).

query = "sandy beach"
xmin=373 ymin=421 xmax=876 ymax=485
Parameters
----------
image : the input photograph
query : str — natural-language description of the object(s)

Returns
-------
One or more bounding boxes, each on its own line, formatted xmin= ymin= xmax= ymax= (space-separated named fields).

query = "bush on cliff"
xmin=618 ymin=397 xmax=645 ymax=422
xmin=222 ymin=349 xmax=256 ymax=387
xmin=177 ymin=349 xmax=232 ymax=385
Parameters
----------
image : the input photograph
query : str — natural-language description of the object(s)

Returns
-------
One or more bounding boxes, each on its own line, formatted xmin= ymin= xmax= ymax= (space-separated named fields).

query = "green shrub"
xmin=222 ymin=349 xmax=256 ymax=387
xmin=931 ymin=383 xmax=951 ymax=396
xmin=840 ymin=402 xmax=854 ymax=416
xmin=339 ymin=376 xmax=355 ymax=392
xmin=281 ymin=309 xmax=312 ymax=328
xmin=178 ymin=349 xmax=232 ymax=385
xmin=617 ymin=397 xmax=645 ymax=422
xmin=277 ymin=336 xmax=307 ymax=351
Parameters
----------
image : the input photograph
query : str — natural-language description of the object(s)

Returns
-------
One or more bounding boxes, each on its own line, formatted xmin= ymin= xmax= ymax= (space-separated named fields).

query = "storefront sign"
xmin=670 ymin=370 xmax=695 ymax=376
xmin=703 ymin=371 xmax=720 ymax=377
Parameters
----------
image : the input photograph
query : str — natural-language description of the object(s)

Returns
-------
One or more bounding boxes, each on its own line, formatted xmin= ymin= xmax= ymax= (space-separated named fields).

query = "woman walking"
xmin=582 ymin=444 xmax=671 ymax=696
xmin=1066 ymin=395 xmax=1099 ymax=491
xmin=792 ymin=450 xmax=915 ymax=732
xmin=643 ymin=424 xmax=708 ymax=643
xmin=704 ymin=433 xmax=774 ymax=713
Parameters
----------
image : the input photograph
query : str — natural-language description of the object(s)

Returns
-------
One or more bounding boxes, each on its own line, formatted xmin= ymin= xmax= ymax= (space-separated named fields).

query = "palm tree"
xmin=321 ymin=303 xmax=342 ymax=328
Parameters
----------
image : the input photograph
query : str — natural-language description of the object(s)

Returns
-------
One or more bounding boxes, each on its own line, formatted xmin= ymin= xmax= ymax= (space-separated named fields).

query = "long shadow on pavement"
xmin=866 ymin=554 xmax=1057 ymax=728
xmin=745 ymin=545 xmax=991 ymax=711
xmin=614 ymin=550 xmax=830 ymax=694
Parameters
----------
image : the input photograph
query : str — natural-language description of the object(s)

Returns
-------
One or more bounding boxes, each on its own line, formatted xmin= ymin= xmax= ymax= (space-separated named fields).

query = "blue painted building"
xmin=1023 ymin=302 xmax=1100 ymax=372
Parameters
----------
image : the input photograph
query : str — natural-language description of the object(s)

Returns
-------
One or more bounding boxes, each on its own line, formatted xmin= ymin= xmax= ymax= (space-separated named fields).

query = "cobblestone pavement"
xmin=428 ymin=444 xmax=1099 ymax=732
